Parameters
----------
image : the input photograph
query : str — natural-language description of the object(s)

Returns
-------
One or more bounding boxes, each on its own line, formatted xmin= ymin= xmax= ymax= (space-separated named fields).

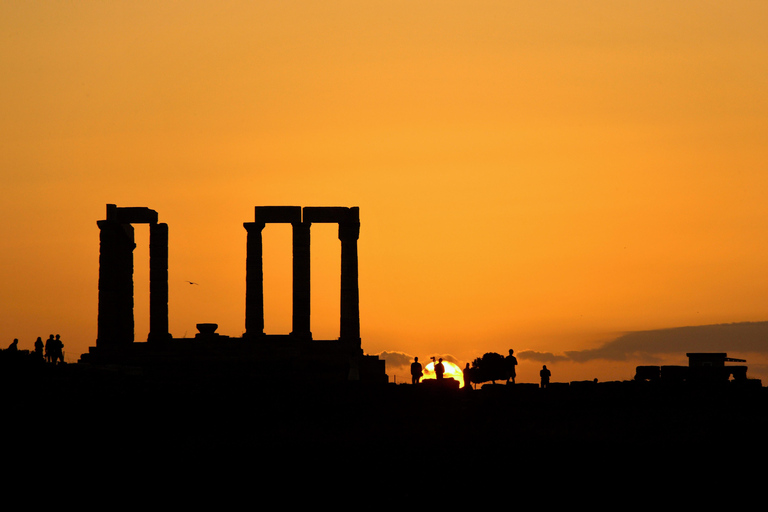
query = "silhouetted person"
xmin=435 ymin=358 xmax=445 ymax=380
xmin=505 ymin=349 xmax=518 ymax=384
xmin=45 ymin=335 xmax=54 ymax=363
xmin=7 ymin=339 xmax=18 ymax=351
xmin=540 ymin=365 xmax=551 ymax=389
xmin=53 ymin=334 xmax=64 ymax=364
xmin=411 ymin=357 xmax=423 ymax=384
xmin=34 ymin=337 xmax=44 ymax=359
xmin=53 ymin=334 xmax=64 ymax=363
xmin=463 ymin=363 xmax=472 ymax=389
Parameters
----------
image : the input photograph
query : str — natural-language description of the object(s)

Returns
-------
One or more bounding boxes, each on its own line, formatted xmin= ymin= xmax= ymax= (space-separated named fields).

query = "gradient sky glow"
xmin=3 ymin=2 xmax=768 ymax=385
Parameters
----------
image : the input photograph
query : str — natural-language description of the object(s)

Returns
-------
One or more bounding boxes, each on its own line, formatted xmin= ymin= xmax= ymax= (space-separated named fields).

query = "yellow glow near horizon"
xmin=422 ymin=361 xmax=465 ymax=388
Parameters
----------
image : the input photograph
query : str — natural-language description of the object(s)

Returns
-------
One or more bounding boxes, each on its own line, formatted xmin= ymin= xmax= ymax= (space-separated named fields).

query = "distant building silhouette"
xmin=635 ymin=352 xmax=754 ymax=385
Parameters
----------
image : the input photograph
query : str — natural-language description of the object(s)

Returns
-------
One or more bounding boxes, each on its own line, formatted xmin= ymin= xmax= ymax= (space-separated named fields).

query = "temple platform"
xmin=79 ymin=334 xmax=387 ymax=384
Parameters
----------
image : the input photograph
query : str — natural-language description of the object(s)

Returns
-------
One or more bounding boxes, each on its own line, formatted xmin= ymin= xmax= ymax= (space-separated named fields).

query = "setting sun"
xmin=422 ymin=360 xmax=465 ymax=388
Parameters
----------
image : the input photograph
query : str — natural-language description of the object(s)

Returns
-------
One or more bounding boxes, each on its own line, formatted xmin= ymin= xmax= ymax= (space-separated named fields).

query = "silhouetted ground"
xmin=3 ymin=357 xmax=766 ymax=480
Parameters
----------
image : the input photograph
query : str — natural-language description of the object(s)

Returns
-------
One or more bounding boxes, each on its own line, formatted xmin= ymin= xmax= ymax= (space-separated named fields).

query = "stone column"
xmin=148 ymin=222 xmax=170 ymax=342
xmin=292 ymin=220 xmax=312 ymax=340
xmin=244 ymin=221 xmax=266 ymax=338
xmin=339 ymin=209 xmax=360 ymax=349
xmin=97 ymin=220 xmax=135 ymax=347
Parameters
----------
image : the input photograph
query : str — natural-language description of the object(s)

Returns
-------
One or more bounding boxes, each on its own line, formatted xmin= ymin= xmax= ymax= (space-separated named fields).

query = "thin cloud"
xmin=377 ymin=351 xmax=414 ymax=370
xmin=518 ymin=321 xmax=768 ymax=364
xmin=376 ymin=351 xmax=460 ymax=369
xmin=432 ymin=353 xmax=461 ymax=366
xmin=516 ymin=351 xmax=571 ymax=363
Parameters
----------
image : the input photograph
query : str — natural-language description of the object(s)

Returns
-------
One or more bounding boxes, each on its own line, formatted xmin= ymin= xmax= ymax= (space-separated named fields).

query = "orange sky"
xmin=3 ymin=2 xmax=768 ymax=385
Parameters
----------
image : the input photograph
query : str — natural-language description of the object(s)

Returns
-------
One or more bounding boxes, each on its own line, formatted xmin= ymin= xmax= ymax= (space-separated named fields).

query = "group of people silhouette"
xmin=5 ymin=334 xmax=65 ymax=364
xmin=409 ymin=349 xmax=552 ymax=389
xmin=408 ymin=356 xmax=450 ymax=384
xmin=505 ymin=349 xmax=551 ymax=388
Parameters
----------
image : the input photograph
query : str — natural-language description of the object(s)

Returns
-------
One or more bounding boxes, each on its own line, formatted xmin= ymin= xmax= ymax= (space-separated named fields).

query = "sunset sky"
xmin=3 ymin=1 xmax=768 ymax=385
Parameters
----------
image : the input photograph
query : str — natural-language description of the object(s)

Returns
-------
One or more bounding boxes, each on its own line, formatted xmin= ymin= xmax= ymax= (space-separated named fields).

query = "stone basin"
xmin=196 ymin=323 xmax=218 ymax=335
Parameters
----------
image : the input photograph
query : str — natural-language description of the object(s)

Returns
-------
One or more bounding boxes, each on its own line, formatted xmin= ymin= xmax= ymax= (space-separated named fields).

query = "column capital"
xmin=244 ymin=221 xmax=266 ymax=232
xmin=338 ymin=221 xmax=360 ymax=242
xmin=291 ymin=219 xmax=311 ymax=230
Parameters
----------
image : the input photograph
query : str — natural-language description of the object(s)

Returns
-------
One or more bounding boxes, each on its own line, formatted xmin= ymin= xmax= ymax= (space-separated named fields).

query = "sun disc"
xmin=422 ymin=360 xmax=465 ymax=388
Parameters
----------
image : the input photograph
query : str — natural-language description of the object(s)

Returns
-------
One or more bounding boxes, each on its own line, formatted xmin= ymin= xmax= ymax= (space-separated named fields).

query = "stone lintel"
xmin=302 ymin=206 xmax=359 ymax=224
xmin=106 ymin=204 xmax=159 ymax=224
xmin=254 ymin=206 xmax=302 ymax=224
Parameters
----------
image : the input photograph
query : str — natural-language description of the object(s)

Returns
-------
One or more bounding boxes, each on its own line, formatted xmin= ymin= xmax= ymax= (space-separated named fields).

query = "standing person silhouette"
xmin=435 ymin=358 xmax=445 ymax=380
xmin=45 ymin=335 xmax=54 ymax=363
xmin=505 ymin=349 xmax=518 ymax=384
xmin=34 ymin=337 xmax=44 ymax=359
xmin=411 ymin=357 xmax=423 ymax=384
xmin=463 ymin=363 xmax=472 ymax=390
xmin=54 ymin=334 xmax=64 ymax=364
xmin=540 ymin=365 xmax=551 ymax=389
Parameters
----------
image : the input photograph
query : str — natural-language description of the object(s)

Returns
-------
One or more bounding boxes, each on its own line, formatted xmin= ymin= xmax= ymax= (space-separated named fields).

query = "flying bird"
xmin=186 ymin=281 xmax=199 ymax=285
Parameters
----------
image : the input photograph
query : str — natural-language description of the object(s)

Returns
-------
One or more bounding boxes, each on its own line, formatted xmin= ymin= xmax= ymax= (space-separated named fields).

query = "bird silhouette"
xmin=186 ymin=281 xmax=199 ymax=285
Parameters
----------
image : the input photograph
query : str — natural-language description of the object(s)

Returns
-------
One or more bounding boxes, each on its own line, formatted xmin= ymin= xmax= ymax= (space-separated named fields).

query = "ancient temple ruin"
xmin=81 ymin=204 xmax=385 ymax=383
